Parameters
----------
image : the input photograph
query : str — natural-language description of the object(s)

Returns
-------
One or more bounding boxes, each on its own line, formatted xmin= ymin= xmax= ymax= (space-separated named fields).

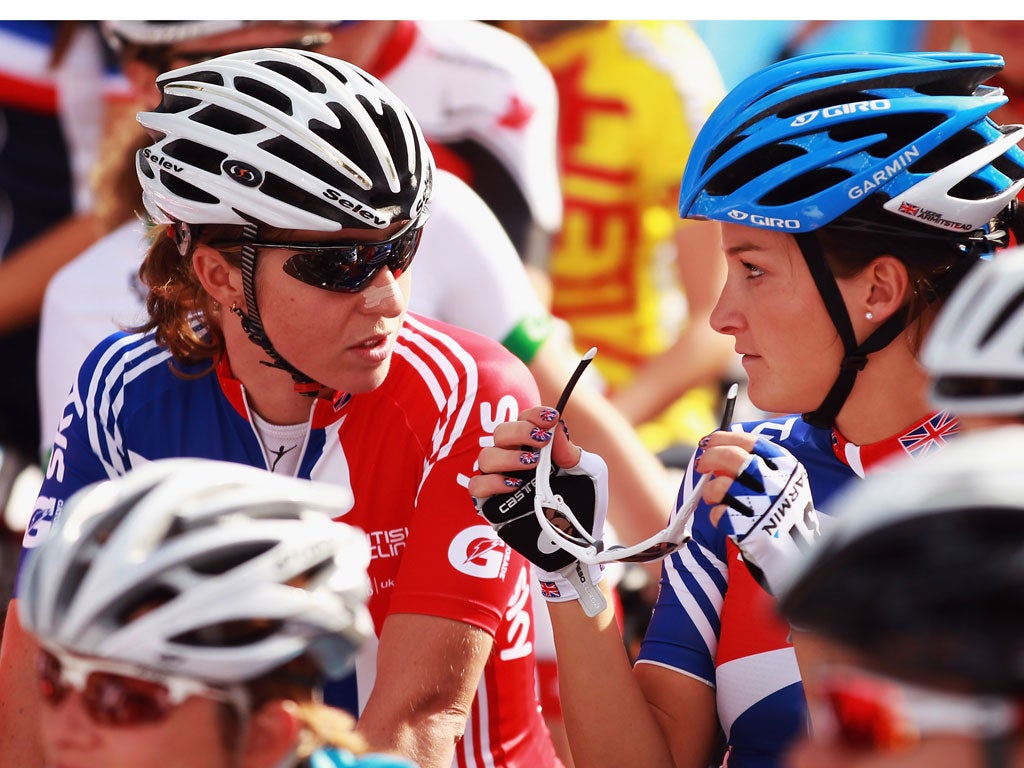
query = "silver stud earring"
xmin=865 ymin=311 xmax=874 ymax=321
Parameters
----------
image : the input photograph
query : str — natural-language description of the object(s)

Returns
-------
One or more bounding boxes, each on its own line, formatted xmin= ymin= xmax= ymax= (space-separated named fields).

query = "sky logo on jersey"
xmin=448 ymin=525 xmax=511 ymax=579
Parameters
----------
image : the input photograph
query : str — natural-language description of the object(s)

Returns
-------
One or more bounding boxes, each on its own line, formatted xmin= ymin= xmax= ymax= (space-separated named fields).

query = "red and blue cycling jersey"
xmin=23 ymin=312 xmax=560 ymax=768
xmin=636 ymin=409 xmax=959 ymax=768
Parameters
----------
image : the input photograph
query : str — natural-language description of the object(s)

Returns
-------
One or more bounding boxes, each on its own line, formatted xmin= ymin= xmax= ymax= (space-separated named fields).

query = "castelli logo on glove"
xmin=222 ymin=159 xmax=263 ymax=187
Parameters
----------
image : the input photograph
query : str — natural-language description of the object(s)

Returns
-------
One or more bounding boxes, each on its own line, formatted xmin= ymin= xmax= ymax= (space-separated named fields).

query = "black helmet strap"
xmin=230 ymin=222 xmax=324 ymax=397
xmin=796 ymin=233 xmax=908 ymax=429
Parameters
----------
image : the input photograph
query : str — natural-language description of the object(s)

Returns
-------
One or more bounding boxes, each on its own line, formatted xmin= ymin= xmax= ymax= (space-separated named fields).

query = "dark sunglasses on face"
xmin=122 ymin=30 xmax=333 ymax=75
xmin=37 ymin=646 xmax=247 ymax=727
xmin=212 ymin=222 xmax=424 ymax=294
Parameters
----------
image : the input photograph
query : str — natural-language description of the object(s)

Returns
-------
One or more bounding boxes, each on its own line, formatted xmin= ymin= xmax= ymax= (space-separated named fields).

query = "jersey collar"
xmin=215 ymin=355 xmax=351 ymax=429
xmin=830 ymin=410 xmax=960 ymax=478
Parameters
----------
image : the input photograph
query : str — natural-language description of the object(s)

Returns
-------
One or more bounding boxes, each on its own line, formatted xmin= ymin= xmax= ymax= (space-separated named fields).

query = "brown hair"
xmin=133 ymin=222 xmax=296 ymax=375
xmin=132 ymin=223 xmax=243 ymax=370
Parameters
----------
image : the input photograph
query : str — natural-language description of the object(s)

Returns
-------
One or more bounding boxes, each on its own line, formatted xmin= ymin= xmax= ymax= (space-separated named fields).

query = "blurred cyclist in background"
xmin=19 ymin=457 xmax=418 ymax=768
xmin=779 ymin=426 xmax=1024 ymax=768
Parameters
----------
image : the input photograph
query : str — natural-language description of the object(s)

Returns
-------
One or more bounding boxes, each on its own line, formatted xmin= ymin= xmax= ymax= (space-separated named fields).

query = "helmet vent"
xmin=705 ymin=143 xmax=806 ymax=196
xmin=172 ymin=618 xmax=285 ymax=648
xmin=191 ymin=104 xmax=265 ymax=135
xmin=260 ymin=135 xmax=360 ymax=195
xmin=981 ymin=286 xmax=1024 ymax=345
xmin=160 ymin=170 xmax=219 ymax=204
xmin=189 ymin=540 xmax=276 ymax=576
xmin=115 ymin=586 xmax=179 ymax=627
xmin=828 ymin=113 xmax=944 ymax=158
xmin=235 ymin=76 xmax=294 ymax=116
xmin=763 ymin=167 xmax=853 ymax=205
xmin=163 ymin=139 xmax=228 ymax=176
xmin=992 ymin=150 xmax=1024 ymax=184
xmin=257 ymin=60 xmax=328 ymax=94
xmin=910 ymin=126 xmax=987 ymax=174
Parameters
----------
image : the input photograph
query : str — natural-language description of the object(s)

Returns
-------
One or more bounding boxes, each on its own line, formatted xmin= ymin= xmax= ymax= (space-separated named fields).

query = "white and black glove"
xmin=717 ymin=438 xmax=820 ymax=595
xmin=475 ymin=447 xmax=609 ymax=616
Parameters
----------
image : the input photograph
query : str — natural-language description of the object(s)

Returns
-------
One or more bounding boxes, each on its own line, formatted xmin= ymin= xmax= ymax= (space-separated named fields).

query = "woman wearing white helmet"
xmin=1 ymin=48 xmax=561 ymax=768
xmin=18 ymin=457 xmax=417 ymax=768
xmin=921 ymin=244 xmax=1024 ymax=427
xmin=778 ymin=426 xmax=1024 ymax=768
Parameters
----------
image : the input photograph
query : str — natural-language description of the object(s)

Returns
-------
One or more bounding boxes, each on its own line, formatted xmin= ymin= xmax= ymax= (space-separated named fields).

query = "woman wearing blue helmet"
xmin=470 ymin=51 xmax=1024 ymax=768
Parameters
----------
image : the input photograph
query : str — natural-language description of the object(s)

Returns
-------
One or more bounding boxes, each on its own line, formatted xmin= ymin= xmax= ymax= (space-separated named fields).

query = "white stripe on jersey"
xmin=455 ymin=675 xmax=497 ymax=768
xmin=715 ymin=647 xmax=801 ymax=739
xmin=665 ymin=541 xmax=726 ymax=664
xmin=83 ymin=334 xmax=173 ymax=478
xmin=400 ymin=315 xmax=479 ymax=462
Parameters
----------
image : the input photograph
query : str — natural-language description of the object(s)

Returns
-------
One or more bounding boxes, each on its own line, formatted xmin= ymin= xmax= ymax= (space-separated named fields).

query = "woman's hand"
xmin=470 ymin=405 xmax=579 ymax=499
xmin=693 ymin=430 xmax=820 ymax=595
xmin=471 ymin=406 xmax=609 ymax=616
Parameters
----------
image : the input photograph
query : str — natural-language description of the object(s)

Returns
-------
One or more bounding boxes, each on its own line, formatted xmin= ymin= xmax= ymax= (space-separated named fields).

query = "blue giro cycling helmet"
xmin=679 ymin=51 xmax=1024 ymax=234
xmin=679 ymin=51 xmax=1024 ymax=428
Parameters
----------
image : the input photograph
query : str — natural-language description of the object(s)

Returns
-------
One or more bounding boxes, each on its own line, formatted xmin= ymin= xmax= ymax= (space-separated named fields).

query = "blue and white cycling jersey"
xmin=636 ymin=409 xmax=960 ymax=768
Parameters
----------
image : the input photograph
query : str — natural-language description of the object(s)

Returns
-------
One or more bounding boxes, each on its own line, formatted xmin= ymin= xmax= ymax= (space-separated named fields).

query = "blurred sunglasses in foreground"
xmin=812 ymin=666 xmax=1020 ymax=752
xmin=37 ymin=643 xmax=248 ymax=727
xmin=534 ymin=365 xmax=738 ymax=566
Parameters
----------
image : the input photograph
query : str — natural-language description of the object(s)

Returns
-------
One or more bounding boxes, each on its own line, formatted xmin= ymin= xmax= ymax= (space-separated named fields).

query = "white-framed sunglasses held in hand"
xmin=533 ymin=378 xmax=737 ymax=568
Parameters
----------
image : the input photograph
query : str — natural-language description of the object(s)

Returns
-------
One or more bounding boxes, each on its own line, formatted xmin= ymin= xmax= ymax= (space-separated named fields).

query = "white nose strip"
xmin=362 ymin=282 xmax=401 ymax=309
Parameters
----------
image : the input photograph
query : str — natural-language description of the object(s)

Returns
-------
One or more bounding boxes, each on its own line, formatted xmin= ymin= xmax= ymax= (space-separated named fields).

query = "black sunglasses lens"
xmin=282 ymin=228 xmax=421 ymax=293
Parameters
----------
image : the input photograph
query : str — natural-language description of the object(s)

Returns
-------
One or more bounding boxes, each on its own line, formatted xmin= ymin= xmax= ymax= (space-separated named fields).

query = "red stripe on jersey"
xmin=716 ymin=540 xmax=792 ymax=667
xmin=483 ymin=659 xmax=508 ymax=767
xmin=0 ymin=72 xmax=57 ymax=113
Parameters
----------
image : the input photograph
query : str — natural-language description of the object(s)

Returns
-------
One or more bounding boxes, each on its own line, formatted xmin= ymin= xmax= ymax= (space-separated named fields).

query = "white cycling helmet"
xmin=922 ymin=245 xmax=1024 ymax=416
xmin=18 ymin=458 xmax=373 ymax=685
xmin=779 ymin=425 xmax=1024 ymax=695
xmin=136 ymin=47 xmax=434 ymax=232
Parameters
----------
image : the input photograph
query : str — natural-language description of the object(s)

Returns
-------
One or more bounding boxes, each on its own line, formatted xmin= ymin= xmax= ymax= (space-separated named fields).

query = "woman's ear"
xmin=863 ymin=255 xmax=910 ymax=321
xmin=193 ymin=245 xmax=243 ymax=309
xmin=239 ymin=700 xmax=302 ymax=768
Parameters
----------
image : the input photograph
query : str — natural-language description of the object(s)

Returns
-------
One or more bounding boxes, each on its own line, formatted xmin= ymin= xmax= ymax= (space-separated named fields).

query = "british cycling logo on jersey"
xmin=448 ymin=525 xmax=510 ymax=579
xmin=222 ymin=159 xmax=263 ymax=187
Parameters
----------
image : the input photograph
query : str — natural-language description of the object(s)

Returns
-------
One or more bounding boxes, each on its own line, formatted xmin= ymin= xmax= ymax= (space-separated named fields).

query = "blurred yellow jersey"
xmin=532 ymin=21 xmax=726 ymax=450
